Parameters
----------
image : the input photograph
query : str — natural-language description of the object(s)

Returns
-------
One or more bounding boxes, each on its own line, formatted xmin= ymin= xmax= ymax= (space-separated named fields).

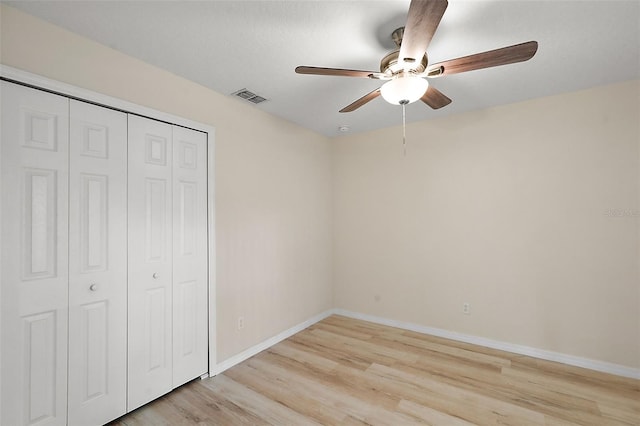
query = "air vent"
xmin=231 ymin=89 xmax=268 ymax=104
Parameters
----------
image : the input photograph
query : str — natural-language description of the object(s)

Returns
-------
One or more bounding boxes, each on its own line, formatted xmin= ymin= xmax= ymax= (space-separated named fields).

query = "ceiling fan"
xmin=295 ymin=0 xmax=538 ymax=113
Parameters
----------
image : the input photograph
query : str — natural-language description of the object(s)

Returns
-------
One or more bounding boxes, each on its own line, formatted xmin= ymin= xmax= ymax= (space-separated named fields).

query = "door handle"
xmin=89 ymin=283 xmax=99 ymax=292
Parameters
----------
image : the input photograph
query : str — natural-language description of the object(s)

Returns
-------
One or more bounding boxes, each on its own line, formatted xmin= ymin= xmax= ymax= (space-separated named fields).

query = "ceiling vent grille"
xmin=232 ymin=89 xmax=267 ymax=104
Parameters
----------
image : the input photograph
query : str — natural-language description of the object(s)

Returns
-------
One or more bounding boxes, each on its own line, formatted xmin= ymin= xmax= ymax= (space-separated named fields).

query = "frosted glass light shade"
xmin=380 ymin=75 xmax=429 ymax=105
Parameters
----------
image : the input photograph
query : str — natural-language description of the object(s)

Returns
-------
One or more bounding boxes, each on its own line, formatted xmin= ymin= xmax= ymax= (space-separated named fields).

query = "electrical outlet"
xmin=237 ymin=316 xmax=245 ymax=330
xmin=463 ymin=303 xmax=470 ymax=315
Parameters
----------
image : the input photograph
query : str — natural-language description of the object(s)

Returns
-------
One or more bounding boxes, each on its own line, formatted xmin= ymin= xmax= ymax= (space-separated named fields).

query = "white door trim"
xmin=0 ymin=64 xmax=218 ymax=374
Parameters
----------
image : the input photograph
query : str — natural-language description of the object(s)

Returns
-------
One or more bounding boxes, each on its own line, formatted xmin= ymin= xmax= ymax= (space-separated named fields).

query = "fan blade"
xmin=339 ymin=88 xmax=382 ymax=113
xmin=295 ymin=66 xmax=386 ymax=79
xmin=428 ymin=41 xmax=538 ymax=76
xmin=399 ymin=0 xmax=448 ymax=65
xmin=421 ymin=85 xmax=451 ymax=109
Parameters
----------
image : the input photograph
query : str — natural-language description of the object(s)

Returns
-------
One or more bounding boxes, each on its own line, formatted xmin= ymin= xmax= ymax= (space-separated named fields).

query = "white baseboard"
xmin=211 ymin=308 xmax=639 ymax=380
xmin=211 ymin=309 xmax=334 ymax=376
xmin=334 ymin=309 xmax=640 ymax=380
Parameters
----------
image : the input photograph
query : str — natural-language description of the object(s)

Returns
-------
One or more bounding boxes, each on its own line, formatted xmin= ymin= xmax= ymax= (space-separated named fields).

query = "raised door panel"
xmin=127 ymin=115 xmax=173 ymax=411
xmin=68 ymin=100 xmax=127 ymax=426
xmin=1 ymin=81 xmax=69 ymax=426
xmin=172 ymin=127 xmax=208 ymax=387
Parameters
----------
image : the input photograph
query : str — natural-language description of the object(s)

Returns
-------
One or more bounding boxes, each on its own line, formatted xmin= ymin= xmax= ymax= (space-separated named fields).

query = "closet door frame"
xmin=0 ymin=65 xmax=218 ymax=380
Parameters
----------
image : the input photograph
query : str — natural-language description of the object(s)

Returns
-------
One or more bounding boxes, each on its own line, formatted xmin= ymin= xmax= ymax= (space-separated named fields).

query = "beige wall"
xmin=0 ymin=4 xmax=333 ymax=362
xmin=333 ymin=80 xmax=640 ymax=368
xmin=2 ymin=4 xmax=638 ymax=370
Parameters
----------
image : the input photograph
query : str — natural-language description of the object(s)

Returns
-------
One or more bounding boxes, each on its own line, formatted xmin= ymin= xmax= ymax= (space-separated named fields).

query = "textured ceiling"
xmin=6 ymin=0 xmax=640 ymax=137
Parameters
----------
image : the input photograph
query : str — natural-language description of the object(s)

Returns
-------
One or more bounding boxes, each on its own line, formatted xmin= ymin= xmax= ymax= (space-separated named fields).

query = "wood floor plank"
xmin=502 ymin=365 xmax=640 ymax=411
xmin=289 ymin=329 xmax=382 ymax=371
xmin=309 ymin=328 xmax=421 ymax=365
xmin=245 ymin=356 xmax=420 ymax=425
xmin=109 ymin=315 xmax=640 ymax=426
xmin=373 ymin=331 xmax=512 ymax=368
xmin=258 ymin=349 xmax=400 ymax=411
xmin=394 ymin=349 xmax=605 ymax=424
xmin=366 ymin=362 xmax=547 ymax=426
xmin=397 ymin=399 xmax=476 ymax=426
xmin=225 ymin=360 xmax=348 ymax=424
xmin=313 ymin=321 xmax=377 ymax=341
xmin=201 ymin=374 xmax=322 ymax=426
xmin=271 ymin=340 xmax=339 ymax=373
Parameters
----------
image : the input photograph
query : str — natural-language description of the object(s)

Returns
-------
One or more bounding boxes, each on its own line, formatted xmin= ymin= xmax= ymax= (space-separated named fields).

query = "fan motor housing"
xmin=381 ymin=27 xmax=428 ymax=74
xmin=380 ymin=50 xmax=428 ymax=75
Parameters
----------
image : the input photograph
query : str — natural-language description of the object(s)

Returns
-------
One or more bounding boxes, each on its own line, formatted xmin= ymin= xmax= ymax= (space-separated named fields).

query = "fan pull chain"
xmin=402 ymin=101 xmax=407 ymax=156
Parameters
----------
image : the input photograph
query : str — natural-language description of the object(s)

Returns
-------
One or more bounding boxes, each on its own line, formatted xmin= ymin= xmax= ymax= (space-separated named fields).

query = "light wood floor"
xmin=110 ymin=315 xmax=640 ymax=425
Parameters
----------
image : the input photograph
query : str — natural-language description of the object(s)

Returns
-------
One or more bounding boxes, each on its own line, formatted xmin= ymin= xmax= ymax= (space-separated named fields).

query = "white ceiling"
xmin=6 ymin=0 xmax=640 ymax=137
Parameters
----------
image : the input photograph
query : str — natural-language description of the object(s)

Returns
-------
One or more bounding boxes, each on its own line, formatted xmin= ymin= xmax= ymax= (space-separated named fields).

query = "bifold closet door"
xmin=127 ymin=118 xmax=208 ymax=409
xmin=1 ymin=82 xmax=69 ymax=426
xmin=127 ymin=115 xmax=174 ymax=411
xmin=67 ymin=100 xmax=127 ymax=425
xmin=172 ymin=126 xmax=208 ymax=387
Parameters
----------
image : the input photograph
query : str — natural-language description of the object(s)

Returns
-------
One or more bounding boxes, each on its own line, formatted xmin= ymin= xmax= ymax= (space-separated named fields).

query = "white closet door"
xmin=127 ymin=115 xmax=173 ymax=411
xmin=68 ymin=100 xmax=127 ymax=425
xmin=0 ymin=82 xmax=69 ymax=426
xmin=172 ymin=126 xmax=208 ymax=387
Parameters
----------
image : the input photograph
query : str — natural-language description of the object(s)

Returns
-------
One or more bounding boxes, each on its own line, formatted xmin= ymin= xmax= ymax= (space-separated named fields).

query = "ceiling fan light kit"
xmin=295 ymin=0 xmax=538 ymax=113
xmin=380 ymin=73 xmax=429 ymax=105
